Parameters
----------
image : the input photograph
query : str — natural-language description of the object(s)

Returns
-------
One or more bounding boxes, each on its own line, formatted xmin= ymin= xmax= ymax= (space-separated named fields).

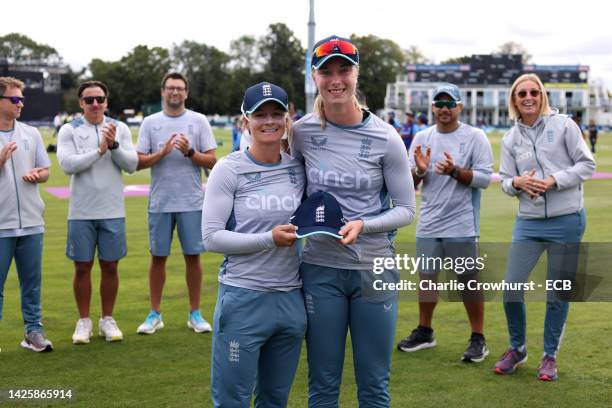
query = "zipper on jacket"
xmin=531 ymin=135 xmax=548 ymax=218
xmin=10 ymin=155 xmax=22 ymax=228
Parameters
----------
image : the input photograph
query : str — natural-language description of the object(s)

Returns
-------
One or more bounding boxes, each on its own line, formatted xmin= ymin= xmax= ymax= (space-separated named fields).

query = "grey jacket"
xmin=0 ymin=122 xmax=49 ymax=229
xmin=57 ymin=116 xmax=138 ymax=220
xmin=500 ymin=112 xmax=595 ymax=219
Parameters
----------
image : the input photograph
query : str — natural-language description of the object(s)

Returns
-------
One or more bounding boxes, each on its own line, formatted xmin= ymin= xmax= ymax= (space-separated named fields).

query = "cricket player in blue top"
xmin=292 ymin=36 xmax=416 ymax=407
xmin=202 ymin=82 xmax=306 ymax=407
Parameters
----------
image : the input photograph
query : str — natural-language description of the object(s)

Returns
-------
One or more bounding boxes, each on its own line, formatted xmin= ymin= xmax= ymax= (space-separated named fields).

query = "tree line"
xmin=1 ymin=29 xmax=532 ymax=115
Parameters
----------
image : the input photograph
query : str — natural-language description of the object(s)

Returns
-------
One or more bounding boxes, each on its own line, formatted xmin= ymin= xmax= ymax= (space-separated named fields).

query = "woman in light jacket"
xmin=494 ymin=73 xmax=595 ymax=381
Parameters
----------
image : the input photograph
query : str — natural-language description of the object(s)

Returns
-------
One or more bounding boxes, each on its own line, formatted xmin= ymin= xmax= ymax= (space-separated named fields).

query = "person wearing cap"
xmin=0 ymin=76 xmax=53 ymax=352
xmin=494 ymin=74 xmax=594 ymax=381
xmin=57 ymin=80 xmax=138 ymax=344
xmin=202 ymin=82 xmax=306 ymax=407
xmin=135 ymin=72 xmax=217 ymax=335
xmin=292 ymin=35 xmax=416 ymax=407
xmin=396 ymin=82 xmax=494 ymax=362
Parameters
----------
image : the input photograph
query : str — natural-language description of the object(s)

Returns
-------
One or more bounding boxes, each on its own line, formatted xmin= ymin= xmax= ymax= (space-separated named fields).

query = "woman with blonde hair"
xmin=292 ymin=35 xmax=416 ymax=406
xmin=494 ymin=73 xmax=595 ymax=381
xmin=203 ymin=82 xmax=306 ymax=407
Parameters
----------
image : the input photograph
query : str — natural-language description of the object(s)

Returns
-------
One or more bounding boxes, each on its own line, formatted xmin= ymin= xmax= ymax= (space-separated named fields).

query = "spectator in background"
xmin=289 ymin=102 xmax=302 ymax=122
xmin=231 ymin=117 xmax=241 ymax=152
xmin=416 ymin=113 xmax=429 ymax=132
xmin=53 ymin=112 xmax=62 ymax=137
xmin=587 ymin=119 xmax=598 ymax=153
xmin=387 ymin=111 xmax=401 ymax=133
xmin=400 ymin=111 xmax=417 ymax=151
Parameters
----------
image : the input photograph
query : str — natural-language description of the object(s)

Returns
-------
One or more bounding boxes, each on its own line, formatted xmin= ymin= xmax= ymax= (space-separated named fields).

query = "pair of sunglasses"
xmin=0 ymin=95 xmax=25 ymax=105
xmin=81 ymin=96 xmax=107 ymax=104
xmin=432 ymin=100 xmax=460 ymax=109
xmin=515 ymin=89 xmax=541 ymax=98
xmin=314 ymin=39 xmax=357 ymax=58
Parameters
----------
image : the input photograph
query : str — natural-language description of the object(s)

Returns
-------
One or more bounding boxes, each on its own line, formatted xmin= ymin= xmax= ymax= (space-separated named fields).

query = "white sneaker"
xmin=187 ymin=310 xmax=212 ymax=333
xmin=137 ymin=311 xmax=164 ymax=335
xmin=99 ymin=316 xmax=124 ymax=342
xmin=72 ymin=318 xmax=93 ymax=344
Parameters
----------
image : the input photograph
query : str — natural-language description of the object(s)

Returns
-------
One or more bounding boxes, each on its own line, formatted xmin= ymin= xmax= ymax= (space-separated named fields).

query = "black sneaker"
xmin=462 ymin=333 xmax=489 ymax=363
xmin=397 ymin=326 xmax=436 ymax=352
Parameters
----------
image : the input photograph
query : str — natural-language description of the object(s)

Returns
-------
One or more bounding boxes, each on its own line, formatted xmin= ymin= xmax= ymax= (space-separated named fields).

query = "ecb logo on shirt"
xmin=459 ymin=143 xmax=466 ymax=154
xmin=22 ymin=138 xmax=30 ymax=151
xmin=546 ymin=130 xmax=554 ymax=143
xmin=288 ymin=168 xmax=297 ymax=184
xmin=310 ymin=135 xmax=327 ymax=151
xmin=359 ymin=137 xmax=372 ymax=158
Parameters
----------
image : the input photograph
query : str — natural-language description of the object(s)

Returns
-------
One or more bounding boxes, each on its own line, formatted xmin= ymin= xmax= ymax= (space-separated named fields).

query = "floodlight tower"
xmin=305 ymin=0 xmax=315 ymax=113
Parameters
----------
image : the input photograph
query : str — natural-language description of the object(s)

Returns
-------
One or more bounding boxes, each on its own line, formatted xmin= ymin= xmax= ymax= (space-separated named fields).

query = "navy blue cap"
xmin=290 ymin=191 xmax=347 ymax=239
xmin=432 ymin=83 xmax=462 ymax=102
xmin=241 ymin=82 xmax=289 ymax=115
xmin=312 ymin=35 xmax=359 ymax=70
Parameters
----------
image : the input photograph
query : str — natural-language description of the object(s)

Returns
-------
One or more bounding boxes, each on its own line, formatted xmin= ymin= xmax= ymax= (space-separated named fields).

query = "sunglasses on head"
xmin=0 ymin=95 xmax=25 ymax=105
xmin=515 ymin=89 xmax=541 ymax=98
xmin=433 ymin=100 xmax=459 ymax=109
xmin=314 ymin=39 xmax=357 ymax=58
xmin=81 ymin=96 xmax=107 ymax=104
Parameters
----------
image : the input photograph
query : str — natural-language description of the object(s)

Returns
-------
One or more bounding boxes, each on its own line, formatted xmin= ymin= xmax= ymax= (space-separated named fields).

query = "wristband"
xmin=415 ymin=168 xmax=426 ymax=178
xmin=109 ymin=141 xmax=120 ymax=150
xmin=184 ymin=148 xmax=195 ymax=158
xmin=450 ymin=166 xmax=460 ymax=179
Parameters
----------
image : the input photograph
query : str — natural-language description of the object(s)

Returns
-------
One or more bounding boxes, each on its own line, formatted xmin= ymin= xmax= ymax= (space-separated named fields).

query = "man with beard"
xmin=136 ymin=72 xmax=217 ymax=335
xmin=396 ymin=83 xmax=494 ymax=363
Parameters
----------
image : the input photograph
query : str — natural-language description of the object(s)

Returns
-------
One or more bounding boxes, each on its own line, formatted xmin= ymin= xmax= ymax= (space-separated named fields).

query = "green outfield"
xmin=1 ymin=128 xmax=610 ymax=407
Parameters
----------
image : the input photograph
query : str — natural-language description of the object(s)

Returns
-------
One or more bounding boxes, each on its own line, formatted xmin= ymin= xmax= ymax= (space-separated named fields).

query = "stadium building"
xmin=384 ymin=54 xmax=611 ymax=127
xmin=0 ymin=58 xmax=66 ymax=122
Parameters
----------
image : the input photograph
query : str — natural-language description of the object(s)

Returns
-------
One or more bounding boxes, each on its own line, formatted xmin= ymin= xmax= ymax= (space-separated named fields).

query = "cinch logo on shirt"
xmin=245 ymin=193 xmax=301 ymax=211
xmin=516 ymin=150 xmax=534 ymax=163
xmin=308 ymin=168 xmax=372 ymax=189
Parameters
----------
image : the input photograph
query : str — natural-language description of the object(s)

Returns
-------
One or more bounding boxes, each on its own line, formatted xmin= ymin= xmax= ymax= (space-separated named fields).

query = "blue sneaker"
xmin=137 ymin=311 xmax=164 ymax=335
xmin=187 ymin=310 xmax=212 ymax=333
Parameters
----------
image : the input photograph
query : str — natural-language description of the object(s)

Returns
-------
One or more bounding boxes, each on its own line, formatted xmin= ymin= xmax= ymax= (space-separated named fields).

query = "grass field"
xmin=1 ymin=127 xmax=611 ymax=407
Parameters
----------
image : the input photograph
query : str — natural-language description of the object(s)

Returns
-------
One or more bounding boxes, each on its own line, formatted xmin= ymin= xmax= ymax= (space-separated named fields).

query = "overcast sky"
xmin=4 ymin=0 xmax=612 ymax=89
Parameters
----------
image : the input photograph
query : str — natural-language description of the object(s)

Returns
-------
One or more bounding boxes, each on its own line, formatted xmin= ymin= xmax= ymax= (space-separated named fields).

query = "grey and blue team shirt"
xmin=0 ymin=122 xmax=51 ymax=237
xmin=137 ymin=110 xmax=217 ymax=213
xmin=409 ymin=123 xmax=493 ymax=238
xmin=57 ymin=116 xmax=137 ymax=220
xmin=291 ymin=112 xmax=416 ymax=270
xmin=201 ymin=150 xmax=305 ymax=291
